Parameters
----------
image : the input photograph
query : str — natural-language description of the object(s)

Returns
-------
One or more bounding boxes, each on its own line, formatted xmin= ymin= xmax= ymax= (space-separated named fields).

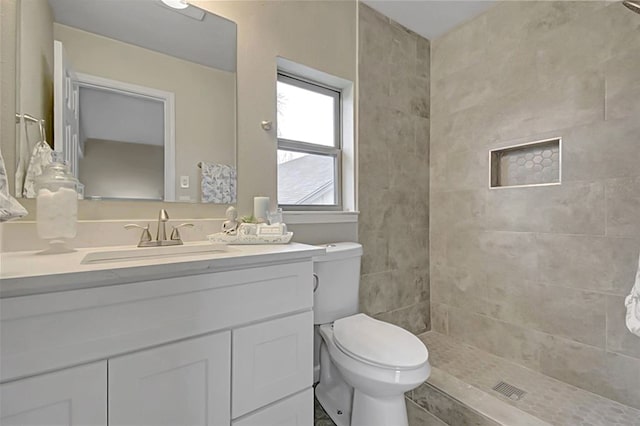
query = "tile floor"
xmin=417 ymin=331 xmax=640 ymax=426
xmin=314 ymin=395 xmax=337 ymax=426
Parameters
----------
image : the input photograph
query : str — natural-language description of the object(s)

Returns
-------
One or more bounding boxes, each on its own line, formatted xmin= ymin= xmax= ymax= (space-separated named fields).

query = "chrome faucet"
xmin=125 ymin=209 xmax=194 ymax=247
xmin=156 ymin=209 xmax=170 ymax=242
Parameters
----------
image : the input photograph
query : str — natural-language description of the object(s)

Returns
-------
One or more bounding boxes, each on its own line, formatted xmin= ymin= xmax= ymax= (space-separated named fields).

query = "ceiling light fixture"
xmin=161 ymin=0 xmax=188 ymax=10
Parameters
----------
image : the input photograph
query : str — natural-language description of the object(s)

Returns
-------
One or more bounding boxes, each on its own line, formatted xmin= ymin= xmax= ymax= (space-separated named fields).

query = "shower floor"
xmin=412 ymin=331 xmax=640 ymax=426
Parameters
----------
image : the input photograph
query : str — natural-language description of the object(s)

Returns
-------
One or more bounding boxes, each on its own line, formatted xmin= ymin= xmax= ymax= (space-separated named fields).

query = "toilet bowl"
xmin=315 ymin=314 xmax=430 ymax=426
xmin=313 ymin=243 xmax=430 ymax=426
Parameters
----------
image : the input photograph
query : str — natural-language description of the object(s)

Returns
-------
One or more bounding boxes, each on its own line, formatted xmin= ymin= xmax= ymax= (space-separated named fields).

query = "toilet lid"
xmin=333 ymin=314 xmax=428 ymax=370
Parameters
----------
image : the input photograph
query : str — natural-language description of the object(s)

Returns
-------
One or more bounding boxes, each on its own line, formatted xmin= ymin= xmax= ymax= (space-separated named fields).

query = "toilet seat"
xmin=333 ymin=314 xmax=428 ymax=370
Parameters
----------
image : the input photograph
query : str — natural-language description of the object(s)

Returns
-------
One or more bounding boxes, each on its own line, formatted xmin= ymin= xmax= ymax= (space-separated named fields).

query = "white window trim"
xmin=283 ymin=211 xmax=359 ymax=225
xmin=276 ymin=57 xmax=356 ymax=214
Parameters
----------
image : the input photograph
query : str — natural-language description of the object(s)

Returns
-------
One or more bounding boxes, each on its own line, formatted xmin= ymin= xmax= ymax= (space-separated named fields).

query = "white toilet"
xmin=313 ymin=242 xmax=430 ymax=426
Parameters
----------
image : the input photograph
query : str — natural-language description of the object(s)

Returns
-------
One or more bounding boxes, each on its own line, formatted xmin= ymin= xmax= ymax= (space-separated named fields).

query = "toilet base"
xmin=316 ymin=383 xmax=352 ymax=426
xmin=351 ymin=390 xmax=408 ymax=426
xmin=316 ymin=341 xmax=353 ymax=426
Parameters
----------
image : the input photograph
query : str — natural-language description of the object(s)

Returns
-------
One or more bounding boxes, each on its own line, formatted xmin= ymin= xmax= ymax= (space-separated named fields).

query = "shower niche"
xmin=490 ymin=137 xmax=561 ymax=188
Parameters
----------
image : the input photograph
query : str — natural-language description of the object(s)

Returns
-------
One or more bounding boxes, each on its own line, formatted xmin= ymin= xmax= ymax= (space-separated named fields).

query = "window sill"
xmin=282 ymin=211 xmax=359 ymax=225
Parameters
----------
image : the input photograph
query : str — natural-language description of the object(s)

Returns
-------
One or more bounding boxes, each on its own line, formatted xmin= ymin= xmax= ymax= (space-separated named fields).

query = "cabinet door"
xmin=109 ymin=331 xmax=231 ymax=426
xmin=232 ymin=311 xmax=313 ymax=417
xmin=232 ymin=388 xmax=313 ymax=426
xmin=0 ymin=362 xmax=107 ymax=426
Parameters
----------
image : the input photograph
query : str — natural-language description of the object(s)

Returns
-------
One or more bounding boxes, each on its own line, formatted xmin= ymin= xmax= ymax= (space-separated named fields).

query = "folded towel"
xmin=201 ymin=162 xmax=236 ymax=204
xmin=0 ymin=148 xmax=27 ymax=222
xmin=626 ymin=252 xmax=640 ymax=337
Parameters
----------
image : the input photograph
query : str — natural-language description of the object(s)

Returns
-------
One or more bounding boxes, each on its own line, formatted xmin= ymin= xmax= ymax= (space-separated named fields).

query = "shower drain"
xmin=492 ymin=381 xmax=527 ymax=401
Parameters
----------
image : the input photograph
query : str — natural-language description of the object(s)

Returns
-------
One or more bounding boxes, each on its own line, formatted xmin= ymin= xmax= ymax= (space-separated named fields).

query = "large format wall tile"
xmin=562 ymin=117 xmax=640 ymax=182
xmin=359 ymin=4 xmax=430 ymax=331
xmin=485 ymin=181 xmax=605 ymax=235
xmin=434 ymin=267 xmax=606 ymax=347
xmin=430 ymin=190 xmax=486 ymax=234
xmin=430 ymin=303 xmax=449 ymax=335
xmin=606 ymin=176 xmax=640 ymax=238
xmin=360 ymin=271 xmax=394 ymax=315
xmin=605 ymin=47 xmax=640 ymax=121
xmin=375 ymin=301 xmax=429 ymax=335
xmin=606 ymin=295 xmax=640 ymax=360
xmin=446 ymin=307 xmax=543 ymax=371
xmin=431 ymin=13 xmax=489 ymax=80
xmin=536 ymin=234 xmax=639 ymax=295
xmin=538 ymin=335 xmax=640 ymax=410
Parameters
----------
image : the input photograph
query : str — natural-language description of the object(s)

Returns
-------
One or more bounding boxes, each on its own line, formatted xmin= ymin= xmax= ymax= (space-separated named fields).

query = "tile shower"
xmin=358 ymin=4 xmax=431 ymax=335
xmin=353 ymin=1 xmax=640 ymax=425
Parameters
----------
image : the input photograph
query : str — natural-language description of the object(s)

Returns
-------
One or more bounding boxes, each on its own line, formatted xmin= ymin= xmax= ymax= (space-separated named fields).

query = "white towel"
xmin=626 ymin=252 xmax=640 ymax=337
xmin=23 ymin=141 xmax=53 ymax=198
xmin=200 ymin=162 xmax=236 ymax=204
xmin=0 ymin=148 xmax=27 ymax=222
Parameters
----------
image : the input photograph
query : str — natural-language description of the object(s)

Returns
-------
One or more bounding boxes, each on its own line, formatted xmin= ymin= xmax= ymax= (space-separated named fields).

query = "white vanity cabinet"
xmin=109 ymin=331 xmax=231 ymax=426
xmin=0 ymin=244 xmax=323 ymax=426
xmin=0 ymin=362 xmax=107 ymax=426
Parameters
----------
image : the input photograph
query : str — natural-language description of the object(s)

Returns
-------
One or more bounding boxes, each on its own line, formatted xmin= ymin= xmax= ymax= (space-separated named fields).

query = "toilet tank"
xmin=313 ymin=242 xmax=363 ymax=325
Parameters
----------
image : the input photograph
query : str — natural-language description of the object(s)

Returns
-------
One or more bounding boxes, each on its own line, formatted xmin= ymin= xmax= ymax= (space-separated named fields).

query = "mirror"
xmin=13 ymin=0 xmax=236 ymax=203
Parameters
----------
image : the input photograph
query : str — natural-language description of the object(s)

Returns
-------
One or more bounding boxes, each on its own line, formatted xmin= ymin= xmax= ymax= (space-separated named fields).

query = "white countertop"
xmin=0 ymin=242 xmax=325 ymax=298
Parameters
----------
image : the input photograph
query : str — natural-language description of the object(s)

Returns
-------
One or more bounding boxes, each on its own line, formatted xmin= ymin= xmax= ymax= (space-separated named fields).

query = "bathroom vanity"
xmin=0 ymin=243 xmax=324 ymax=426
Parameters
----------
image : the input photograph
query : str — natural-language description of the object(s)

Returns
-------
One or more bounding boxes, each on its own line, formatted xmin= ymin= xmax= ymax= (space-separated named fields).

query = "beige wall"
xmin=79 ymin=139 xmax=164 ymax=201
xmin=17 ymin=0 xmax=54 ymax=176
xmin=358 ymin=4 xmax=430 ymax=335
xmin=430 ymin=1 xmax=640 ymax=409
xmin=54 ymin=23 xmax=236 ymax=202
xmin=1 ymin=0 xmax=358 ymax=248
xmin=197 ymin=0 xmax=358 ymax=217
xmin=0 ymin=0 xmax=18 ymax=194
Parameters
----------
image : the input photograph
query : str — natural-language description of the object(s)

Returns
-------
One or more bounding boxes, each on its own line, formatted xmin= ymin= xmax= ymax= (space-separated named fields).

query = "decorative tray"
xmin=207 ymin=232 xmax=293 ymax=245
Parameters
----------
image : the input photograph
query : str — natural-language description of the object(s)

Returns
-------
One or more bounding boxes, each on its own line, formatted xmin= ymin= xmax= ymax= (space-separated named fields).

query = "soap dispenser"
xmin=34 ymin=152 xmax=79 ymax=252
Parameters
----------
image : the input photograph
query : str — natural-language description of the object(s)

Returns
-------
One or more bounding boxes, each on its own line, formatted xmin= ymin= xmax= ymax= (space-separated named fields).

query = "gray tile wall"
xmin=430 ymin=1 xmax=640 ymax=409
xmin=358 ymin=3 xmax=430 ymax=334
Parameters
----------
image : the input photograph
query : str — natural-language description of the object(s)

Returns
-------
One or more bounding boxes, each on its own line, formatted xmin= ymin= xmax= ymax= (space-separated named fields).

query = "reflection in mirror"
xmin=14 ymin=0 xmax=237 ymax=203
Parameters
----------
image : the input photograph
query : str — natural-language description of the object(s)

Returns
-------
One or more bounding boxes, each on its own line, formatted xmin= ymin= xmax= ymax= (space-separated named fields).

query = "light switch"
xmin=180 ymin=175 xmax=190 ymax=188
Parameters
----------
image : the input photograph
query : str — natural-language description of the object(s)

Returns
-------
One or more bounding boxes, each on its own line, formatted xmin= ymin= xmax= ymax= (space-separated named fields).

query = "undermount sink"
xmin=81 ymin=242 xmax=228 ymax=264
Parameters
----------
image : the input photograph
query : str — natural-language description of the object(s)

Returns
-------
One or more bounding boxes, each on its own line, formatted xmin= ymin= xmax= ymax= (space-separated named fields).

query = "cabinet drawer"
xmin=0 ymin=362 xmax=107 ymax=426
xmin=2 ymin=261 xmax=312 ymax=382
xmin=232 ymin=311 xmax=313 ymax=417
xmin=109 ymin=331 xmax=231 ymax=426
xmin=232 ymin=388 xmax=313 ymax=426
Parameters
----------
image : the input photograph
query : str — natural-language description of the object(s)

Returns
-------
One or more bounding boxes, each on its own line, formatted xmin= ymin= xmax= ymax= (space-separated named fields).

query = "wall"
xmin=79 ymin=139 xmax=164 ymax=200
xmin=54 ymin=23 xmax=236 ymax=203
xmin=1 ymin=0 xmax=358 ymax=249
xmin=358 ymin=4 xmax=430 ymax=334
xmin=15 ymin=0 xmax=54 ymax=191
xmin=0 ymin=0 xmax=18 ymax=192
xmin=430 ymin=1 xmax=640 ymax=409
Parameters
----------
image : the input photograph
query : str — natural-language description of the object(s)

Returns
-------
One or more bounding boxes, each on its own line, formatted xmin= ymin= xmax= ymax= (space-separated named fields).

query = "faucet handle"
xmin=125 ymin=223 xmax=153 ymax=246
xmin=170 ymin=223 xmax=194 ymax=242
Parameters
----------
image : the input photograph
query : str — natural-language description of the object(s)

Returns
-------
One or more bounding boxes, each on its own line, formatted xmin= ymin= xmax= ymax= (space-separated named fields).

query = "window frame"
xmin=276 ymin=72 xmax=343 ymax=211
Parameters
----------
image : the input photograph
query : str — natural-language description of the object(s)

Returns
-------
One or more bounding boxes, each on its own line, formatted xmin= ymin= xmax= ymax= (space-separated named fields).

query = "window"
xmin=277 ymin=72 xmax=342 ymax=210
